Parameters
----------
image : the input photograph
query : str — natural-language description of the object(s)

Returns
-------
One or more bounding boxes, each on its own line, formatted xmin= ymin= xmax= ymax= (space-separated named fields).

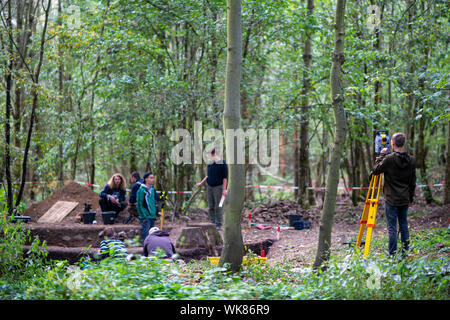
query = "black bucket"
xmin=102 ymin=211 xmax=116 ymax=225
xmin=293 ymin=221 xmax=304 ymax=230
xmin=288 ymin=214 xmax=303 ymax=227
xmin=303 ymin=220 xmax=312 ymax=229
xmin=82 ymin=212 xmax=96 ymax=224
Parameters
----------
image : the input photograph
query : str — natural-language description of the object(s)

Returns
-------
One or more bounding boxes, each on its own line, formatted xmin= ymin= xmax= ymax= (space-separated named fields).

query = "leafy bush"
xmin=4 ymin=228 xmax=449 ymax=300
xmin=0 ymin=190 xmax=49 ymax=298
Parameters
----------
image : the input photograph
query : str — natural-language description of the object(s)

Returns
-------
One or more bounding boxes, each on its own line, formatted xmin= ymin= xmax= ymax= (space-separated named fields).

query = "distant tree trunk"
xmin=16 ymin=0 xmax=52 ymax=206
xmin=373 ymin=2 xmax=385 ymax=112
xmin=57 ymin=0 xmax=64 ymax=186
xmin=220 ymin=0 xmax=245 ymax=272
xmin=298 ymin=0 xmax=314 ymax=207
xmin=3 ymin=1 xmax=13 ymax=215
xmin=313 ymin=0 xmax=347 ymax=270
xmin=293 ymin=127 xmax=299 ymax=201
xmin=445 ymin=120 xmax=450 ymax=204
xmin=86 ymin=2 xmax=110 ymax=189
xmin=405 ymin=0 xmax=416 ymax=154
xmin=416 ymin=3 xmax=433 ymax=203
xmin=280 ymin=130 xmax=286 ymax=177
xmin=88 ymin=89 xmax=96 ymax=189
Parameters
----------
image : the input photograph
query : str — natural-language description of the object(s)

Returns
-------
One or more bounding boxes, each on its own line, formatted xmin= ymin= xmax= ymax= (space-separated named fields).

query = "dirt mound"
xmin=23 ymin=180 xmax=101 ymax=223
xmin=247 ymin=200 xmax=318 ymax=225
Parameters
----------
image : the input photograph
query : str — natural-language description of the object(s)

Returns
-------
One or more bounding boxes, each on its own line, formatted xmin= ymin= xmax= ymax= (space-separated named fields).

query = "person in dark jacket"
xmin=124 ymin=172 xmax=143 ymax=223
xmin=195 ymin=148 xmax=228 ymax=230
xmin=372 ymin=132 xmax=416 ymax=257
xmin=143 ymin=227 xmax=176 ymax=259
xmin=99 ymin=173 xmax=128 ymax=218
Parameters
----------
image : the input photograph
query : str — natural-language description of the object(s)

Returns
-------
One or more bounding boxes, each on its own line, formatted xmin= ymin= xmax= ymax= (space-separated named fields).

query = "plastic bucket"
xmin=82 ymin=212 xmax=96 ymax=224
xmin=102 ymin=211 xmax=116 ymax=225
xmin=288 ymin=214 xmax=303 ymax=227
xmin=293 ymin=221 xmax=304 ymax=230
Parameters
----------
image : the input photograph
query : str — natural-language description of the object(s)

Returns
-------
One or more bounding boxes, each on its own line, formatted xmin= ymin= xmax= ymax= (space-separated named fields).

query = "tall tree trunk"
xmin=4 ymin=1 xmax=13 ymax=215
xmin=373 ymin=1 xmax=385 ymax=113
xmin=298 ymin=0 xmax=314 ymax=207
xmin=220 ymin=0 xmax=244 ymax=272
xmin=86 ymin=2 xmax=110 ymax=188
xmin=57 ymin=0 xmax=64 ymax=186
xmin=16 ymin=0 xmax=52 ymax=206
xmin=293 ymin=127 xmax=299 ymax=201
xmin=313 ymin=0 xmax=347 ymax=270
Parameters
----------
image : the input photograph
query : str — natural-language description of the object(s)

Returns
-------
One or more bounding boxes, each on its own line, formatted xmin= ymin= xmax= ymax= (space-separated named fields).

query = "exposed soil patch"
xmin=246 ymin=199 xmax=319 ymax=226
xmin=22 ymin=180 xmax=132 ymax=225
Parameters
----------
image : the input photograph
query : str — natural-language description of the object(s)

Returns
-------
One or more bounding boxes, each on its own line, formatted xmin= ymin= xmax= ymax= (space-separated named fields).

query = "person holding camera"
xmin=372 ymin=132 xmax=416 ymax=258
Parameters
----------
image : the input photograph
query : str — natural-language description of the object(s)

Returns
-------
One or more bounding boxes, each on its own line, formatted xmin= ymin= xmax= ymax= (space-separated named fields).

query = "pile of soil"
xmin=246 ymin=200 xmax=319 ymax=226
xmin=23 ymin=180 xmax=102 ymax=223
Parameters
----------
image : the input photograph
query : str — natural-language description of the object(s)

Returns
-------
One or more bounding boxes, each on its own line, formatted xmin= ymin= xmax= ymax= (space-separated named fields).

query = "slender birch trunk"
xmin=313 ymin=0 xmax=347 ymax=270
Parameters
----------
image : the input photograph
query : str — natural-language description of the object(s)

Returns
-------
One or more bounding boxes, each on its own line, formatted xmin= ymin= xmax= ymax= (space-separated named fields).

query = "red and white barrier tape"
xmin=247 ymin=184 xmax=444 ymax=190
xmin=1 ymin=180 xmax=445 ymax=194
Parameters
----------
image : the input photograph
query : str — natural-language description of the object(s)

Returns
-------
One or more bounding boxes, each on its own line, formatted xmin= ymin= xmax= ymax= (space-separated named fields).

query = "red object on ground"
xmin=261 ymin=250 xmax=265 ymax=257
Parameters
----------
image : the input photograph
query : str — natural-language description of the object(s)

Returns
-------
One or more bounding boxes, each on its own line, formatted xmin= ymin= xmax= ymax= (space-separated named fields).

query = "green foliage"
xmin=0 ymin=191 xmax=50 ymax=297
xmin=4 ymin=228 xmax=448 ymax=300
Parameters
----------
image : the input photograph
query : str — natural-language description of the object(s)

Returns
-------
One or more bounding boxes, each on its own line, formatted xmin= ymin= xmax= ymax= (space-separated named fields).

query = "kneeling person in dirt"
xmin=99 ymin=173 xmax=128 ymax=219
xmin=143 ymin=227 xmax=176 ymax=259
xmin=98 ymin=227 xmax=128 ymax=260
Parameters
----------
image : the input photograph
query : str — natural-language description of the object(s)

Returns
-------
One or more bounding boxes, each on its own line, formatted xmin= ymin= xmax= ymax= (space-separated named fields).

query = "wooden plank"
xmin=38 ymin=201 xmax=79 ymax=223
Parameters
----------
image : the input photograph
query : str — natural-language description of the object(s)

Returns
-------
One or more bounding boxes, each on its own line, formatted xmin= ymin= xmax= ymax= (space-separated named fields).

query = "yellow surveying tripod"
xmin=356 ymin=173 xmax=383 ymax=257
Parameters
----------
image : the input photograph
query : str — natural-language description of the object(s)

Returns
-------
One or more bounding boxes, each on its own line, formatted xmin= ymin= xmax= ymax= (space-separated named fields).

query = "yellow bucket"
xmin=207 ymin=256 xmax=267 ymax=266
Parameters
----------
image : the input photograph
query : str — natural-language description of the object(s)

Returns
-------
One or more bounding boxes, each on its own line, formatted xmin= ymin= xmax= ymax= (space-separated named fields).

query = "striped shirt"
xmin=99 ymin=238 xmax=128 ymax=259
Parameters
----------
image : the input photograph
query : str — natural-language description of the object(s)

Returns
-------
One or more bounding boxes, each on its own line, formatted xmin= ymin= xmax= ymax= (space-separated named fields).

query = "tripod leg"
xmin=356 ymin=175 xmax=374 ymax=247
xmin=363 ymin=174 xmax=382 ymax=257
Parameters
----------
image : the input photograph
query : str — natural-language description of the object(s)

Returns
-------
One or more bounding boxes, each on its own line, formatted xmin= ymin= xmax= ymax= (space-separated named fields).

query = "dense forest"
xmin=1 ymin=0 xmax=448 ymax=214
xmin=0 ymin=0 xmax=449 ymax=302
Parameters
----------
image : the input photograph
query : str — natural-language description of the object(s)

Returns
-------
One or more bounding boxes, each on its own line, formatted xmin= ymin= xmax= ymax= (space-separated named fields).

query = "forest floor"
xmin=173 ymin=201 xmax=450 ymax=267
xmin=23 ymin=180 xmax=450 ymax=266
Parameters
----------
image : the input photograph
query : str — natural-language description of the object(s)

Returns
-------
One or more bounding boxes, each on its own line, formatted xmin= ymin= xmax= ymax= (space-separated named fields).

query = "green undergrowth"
xmin=1 ymin=226 xmax=448 ymax=300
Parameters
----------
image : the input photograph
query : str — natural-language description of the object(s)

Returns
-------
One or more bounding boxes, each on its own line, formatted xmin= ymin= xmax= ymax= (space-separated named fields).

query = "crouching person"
xmin=143 ymin=227 xmax=176 ymax=259
xmin=98 ymin=227 xmax=128 ymax=260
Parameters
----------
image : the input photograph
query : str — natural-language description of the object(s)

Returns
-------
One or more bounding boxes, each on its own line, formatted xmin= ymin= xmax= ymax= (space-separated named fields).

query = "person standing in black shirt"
xmin=196 ymin=148 xmax=228 ymax=230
